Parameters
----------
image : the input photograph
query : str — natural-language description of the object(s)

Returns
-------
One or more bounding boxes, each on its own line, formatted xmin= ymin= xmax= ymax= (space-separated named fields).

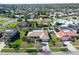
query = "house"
xmin=27 ymin=30 xmax=49 ymax=42
xmin=69 ymin=26 xmax=79 ymax=34
xmin=54 ymin=27 xmax=77 ymax=41
xmin=28 ymin=13 xmax=35 ymax=19
xmin=3 ymin=28 xmax=18 ymax=35
xmin=15 ymin=15 xmax=24 ymax=18
xmin=3 ymin=28 xmax=20 ymax=44
xmin=19 ymin=21 xmax=31 ymax=27
xmin=53 ymin=12 xmax=64 ymax=17
xmin=54 ymin=19 xmax=79 ymax=27
xmin=37 ymin=18 xmax=51 ymax=26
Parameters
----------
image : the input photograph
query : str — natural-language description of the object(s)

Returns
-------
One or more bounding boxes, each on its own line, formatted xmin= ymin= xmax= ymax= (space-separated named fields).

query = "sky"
xmin=0 ymin=0 xmax=79 ymax=4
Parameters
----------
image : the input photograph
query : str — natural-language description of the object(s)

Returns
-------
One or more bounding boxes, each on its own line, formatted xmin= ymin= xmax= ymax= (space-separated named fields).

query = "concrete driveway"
xmin=0 ymin=42 xmax=5 ymax=51
xmin=42 ymin=42 xmax=51 ymax=52
xmin=64 ymin=41 xmax=78 ymax=52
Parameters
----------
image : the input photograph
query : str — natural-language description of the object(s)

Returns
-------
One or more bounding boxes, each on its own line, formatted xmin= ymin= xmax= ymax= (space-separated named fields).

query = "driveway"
xmin=42 ymin=42 xmax=51 ymax=51
xmin=64 ymin=41 xmax=78 ymax=52
xmin=0 ymin=42 xmax=5 ymax=52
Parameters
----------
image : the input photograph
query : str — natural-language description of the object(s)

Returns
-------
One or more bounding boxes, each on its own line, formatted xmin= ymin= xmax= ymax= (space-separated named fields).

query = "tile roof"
xmin=55 ymin=30 xmax=77 ymax=38
xmin=27 ymin=30 xmax=49 ymax=40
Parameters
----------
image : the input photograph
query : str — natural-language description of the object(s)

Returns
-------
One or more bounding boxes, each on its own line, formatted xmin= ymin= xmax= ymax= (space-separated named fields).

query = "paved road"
xmin=0 ymin=19 xmax=17 ymax=28
xmin=2 ymin=20 xmax=16 ymax=26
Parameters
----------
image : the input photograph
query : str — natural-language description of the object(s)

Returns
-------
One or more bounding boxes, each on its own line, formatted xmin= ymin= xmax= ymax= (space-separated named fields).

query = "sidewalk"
xmin=0 ymin=42 xmax=6 ymax=52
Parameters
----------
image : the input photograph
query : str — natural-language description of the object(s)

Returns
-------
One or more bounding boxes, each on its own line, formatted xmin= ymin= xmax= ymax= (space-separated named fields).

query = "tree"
xmin=54 ymin=22 xmax=59 ymax=29
xmin=52 ymin=37 xmax=59 ymax=45
xmin=30 ymin=36 xmax=39 ymax=46
xmin=11 ymin=44 xmax=20 ymax=52
xmin=17 ymin=18 xmax=22 ymax=22
xmin=24 ymin=15 xmax=29 ymax=22
xmin=22 ymin=36 xmax=26 ymax=41
xmin=31 ymin=22 xmax=37 ymax=29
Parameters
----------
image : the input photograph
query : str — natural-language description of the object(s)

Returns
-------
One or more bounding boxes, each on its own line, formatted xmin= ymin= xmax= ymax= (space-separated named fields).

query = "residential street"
xmin=0 ymin=19 xmax=17 ymax=28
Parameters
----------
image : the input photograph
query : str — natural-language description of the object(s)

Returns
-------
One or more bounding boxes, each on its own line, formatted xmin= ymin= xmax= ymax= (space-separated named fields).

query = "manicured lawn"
xmin=71 ymin=40 xmax=79 ymax=46
xmin=1 ymin=49 xmax=26 ymax=53
xmin=1 ymin=49 xmax=16 ymax=52
xmin=50 ymin=47 xmax=68 ymax=52
xmin=0 ymin=22 xmax=19 ymax=31
xmin=0 ymin=16 xmax=6 ymax=18
xmin=0 ymin=20 xmax=5 ymax=24
xmin=1 ymin=48 xmax=42 ymax=53
xmin=75 ymin=47 xmax=79 ymax=50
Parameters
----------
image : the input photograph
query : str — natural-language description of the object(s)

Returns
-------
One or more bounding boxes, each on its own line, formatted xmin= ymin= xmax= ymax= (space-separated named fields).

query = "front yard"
xmin=48 ymin=31 xmax=67 ymax=52
xmin=71 ymin=39 xmax=79 ymax=50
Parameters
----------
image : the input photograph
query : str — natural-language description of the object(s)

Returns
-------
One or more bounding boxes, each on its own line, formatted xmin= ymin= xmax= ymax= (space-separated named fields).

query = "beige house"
xmin=27 ymin=30 xmax=49 ymax=42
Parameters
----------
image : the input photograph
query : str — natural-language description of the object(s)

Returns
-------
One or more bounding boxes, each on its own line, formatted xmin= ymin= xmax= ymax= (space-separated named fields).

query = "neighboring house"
xmin=54 ymin=19 xmax=79 ymax=27
xmin=69 ymin=26 xmax=79 ymax=34
xmin=19 ymin=21 xmax=31 ymax=27
xmin=38 ymin=15 xmax=48 ymax=18
xmin=53 ymin=12 xmax=64 ymax=17
xmin=15 ymin=15 xmax=24 ymax=18
xmin=26 ymin=30 xmax=50 ymax=42
xmin=3 ymin=28 xmax=18 ymax=35
xmin=54 ymin=27 xmax=77 ymax=41
xmin=3 ymin=28 xmax=20 ymax=44
xmin=67 ymin=12 xmax=78 ymax=16
xmin=28 ymin=13 xmax=35 ymax=19
xmin=37 ymin=18 xmax=51 ymax=26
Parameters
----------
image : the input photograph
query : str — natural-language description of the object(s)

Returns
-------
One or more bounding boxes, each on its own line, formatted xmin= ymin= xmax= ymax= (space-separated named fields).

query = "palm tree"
xmin=24 ymin=15 xmax=29 ymax=22
xmin=52 ymin=37 xmax=59 ymax=45
xmin=30 ymin=36 xmax=39 ymax=46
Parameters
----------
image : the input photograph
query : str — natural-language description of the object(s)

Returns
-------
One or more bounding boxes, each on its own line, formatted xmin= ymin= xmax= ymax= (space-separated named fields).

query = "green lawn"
xmin=0 ymin=16 xmax=6 ymax=18
xmin=1 ymin=48 xmax=42 ymax=53
xmin=0 ymin=20 xmax=5 ymax=24
xmin=0 ymin=22 xmax=19 ymax=31
xmin=71 ymin=40 xmax=79 ymax=46
xmin=50 ymin=47 xmax=68 ymax=52
xmin=1 ymin=49 xmax=26 ymax=53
